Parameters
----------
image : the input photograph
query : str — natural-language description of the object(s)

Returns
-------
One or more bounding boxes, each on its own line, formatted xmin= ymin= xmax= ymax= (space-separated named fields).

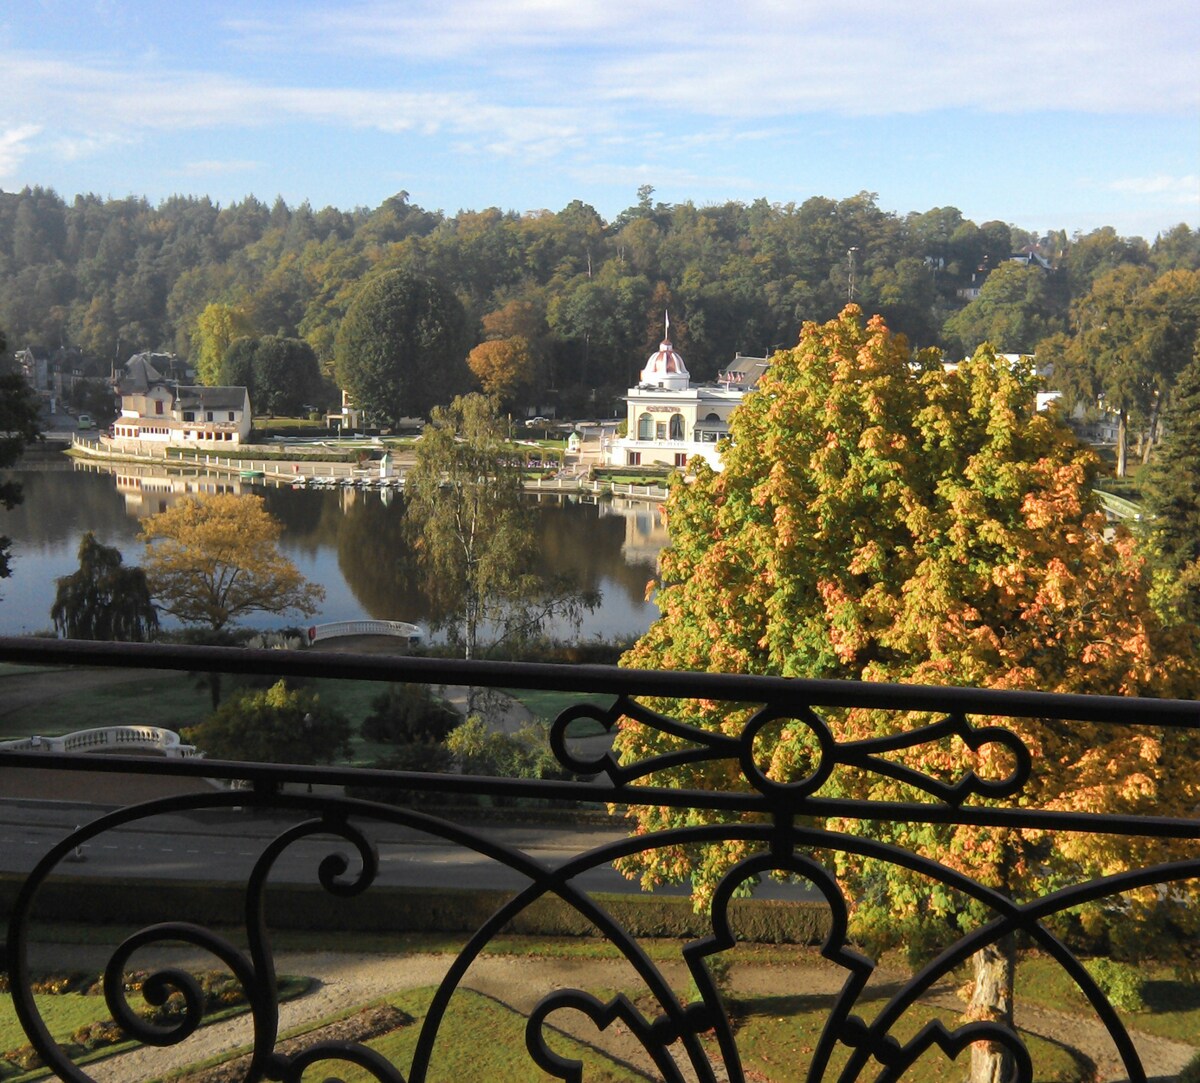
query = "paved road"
xmin=0 ymin=799 xmax=816 ymax=900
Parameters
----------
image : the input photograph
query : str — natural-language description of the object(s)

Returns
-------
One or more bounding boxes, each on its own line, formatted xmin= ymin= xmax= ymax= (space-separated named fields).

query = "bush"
xmin=1083 ymin=957 xmax=1146 ymax=1012
xmin=362 ymin=683 xmax=459 ymax=745
xmin=71 ymin=1020 xmax=125 ymax=1050
xmin=3 ymin=1044 xmax=43 ymax=1070
xmin=1180 ymin=1051 xmax=1200 ymax=1083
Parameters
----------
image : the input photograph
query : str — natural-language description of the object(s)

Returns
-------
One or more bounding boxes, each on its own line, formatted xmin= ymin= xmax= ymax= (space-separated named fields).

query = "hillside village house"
xmin=108 ymin=353 xmax=252 ymax=449
xmin=608 ymin=319 xmax=767 ymax=471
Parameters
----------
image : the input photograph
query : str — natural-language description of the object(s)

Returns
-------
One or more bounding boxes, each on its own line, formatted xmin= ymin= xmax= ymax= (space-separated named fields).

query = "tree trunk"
xmin=1141 ymin=394 xmax=1161 ymax=465
xmin=968 ymin=937 xmax=1016 ymax=1083
xmin=1115 ymin=407 xmax=1128 ymax=478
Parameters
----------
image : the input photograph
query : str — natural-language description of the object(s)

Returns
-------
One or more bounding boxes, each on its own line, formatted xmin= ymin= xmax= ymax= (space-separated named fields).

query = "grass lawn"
xmin=0 ymin=976 xmax=310 ymax=1082
xmin=1018 ymin=953 xmax=1200 ymax=1045
xmin=325 ymin=986 xmax=642 ymax=1083
xmin=731 ymin=993 xmax=1084 ymax=1082
xmin=503 ymin=688 xmax=614 ymax=732
xmin=0 ymin=667 xmax=215 ymax=740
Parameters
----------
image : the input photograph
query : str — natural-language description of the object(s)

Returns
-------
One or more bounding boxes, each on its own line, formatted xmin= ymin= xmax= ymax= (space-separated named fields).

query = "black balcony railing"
xmin=1 ymin=636 xmax=1198 ymax=1082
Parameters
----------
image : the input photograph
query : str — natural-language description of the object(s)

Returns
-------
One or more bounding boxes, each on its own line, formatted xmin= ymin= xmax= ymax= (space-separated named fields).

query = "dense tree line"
xmin=2 ymin=183 xmax=1195 ymax=417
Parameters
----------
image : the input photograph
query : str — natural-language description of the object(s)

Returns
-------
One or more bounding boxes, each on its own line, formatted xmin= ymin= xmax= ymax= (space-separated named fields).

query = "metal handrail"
xmin=2 ymin=635 xmax=1197 ymax=1083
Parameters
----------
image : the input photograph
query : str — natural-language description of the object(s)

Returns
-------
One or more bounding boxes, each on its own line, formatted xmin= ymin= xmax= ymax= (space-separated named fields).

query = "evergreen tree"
xmin=0 ymin=350 xmax=42 ymax=587
xmin=1144 ymin=350 xmax=1200 ymax=622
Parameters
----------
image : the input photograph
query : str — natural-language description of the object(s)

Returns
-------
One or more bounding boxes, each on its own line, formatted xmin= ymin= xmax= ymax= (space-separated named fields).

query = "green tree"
xmin=51 ymin=532 xmax=158 ymax=641
xmin=617 ymin=307 xmax=1198 ymax=1083
xmin=0 ymin=356 xmax=42 ymax=587
xmin=1143 ymin=349 xmax=1200 ymax=623
xmin=185 ymin=679 xmax=350 ymax=764
xmin=942 ymin=261 xmax=1062 ymax=356
xmin=140 ymin=493 xmax=324 ymax=634
xmin=361 ymin=683 xmax=460 ymax=745
xmin=405 ymin=393 xmax=598 ymax=661
xmin=193 ymin=302 xmax=252 ymax=385
xmin=220 ymin=334 xmax=323 ymax=415
xmin=334 ymin=269 xmax=469 ymax=426
xmin=1056 ymin=266 xmax=1200 ymax=475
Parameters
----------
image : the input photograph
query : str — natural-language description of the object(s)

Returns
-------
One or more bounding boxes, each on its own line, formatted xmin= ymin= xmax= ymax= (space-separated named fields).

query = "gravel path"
xmin=17 ymin=944 xmax=1196 ymax=1083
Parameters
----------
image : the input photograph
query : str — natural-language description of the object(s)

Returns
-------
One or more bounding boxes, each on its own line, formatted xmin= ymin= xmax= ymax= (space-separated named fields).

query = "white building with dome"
xmin=608 ymin=317 xmax=768 ymax=471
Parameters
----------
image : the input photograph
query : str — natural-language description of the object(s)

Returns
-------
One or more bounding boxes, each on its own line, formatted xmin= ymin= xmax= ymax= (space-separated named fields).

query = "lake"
xmin=0 ymin=453 xmax=667 ymax=648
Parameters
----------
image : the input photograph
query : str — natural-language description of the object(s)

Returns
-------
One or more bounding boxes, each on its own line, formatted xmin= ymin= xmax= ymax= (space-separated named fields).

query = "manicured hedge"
xmin=0 ymin=876 xmax=830 ymax=945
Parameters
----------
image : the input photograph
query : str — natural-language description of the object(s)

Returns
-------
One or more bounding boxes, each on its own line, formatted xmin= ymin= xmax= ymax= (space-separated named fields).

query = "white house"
xmin=108 ymin=353 xmax=252 ymax=448
xmin=607 ymin=320 xmax=767 ymax=471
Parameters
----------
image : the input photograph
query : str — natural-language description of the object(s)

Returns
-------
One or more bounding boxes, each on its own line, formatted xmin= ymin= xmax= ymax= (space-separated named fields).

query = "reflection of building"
xmin=111 ymin=470 xmax=246 ymax=518
xmin=608 ymin=320 xmax=767 ymax=471
xmin=109 ymin=353 xmax=251 ymax=448
xmin=600 ymin=497 xmax=670 ymax=566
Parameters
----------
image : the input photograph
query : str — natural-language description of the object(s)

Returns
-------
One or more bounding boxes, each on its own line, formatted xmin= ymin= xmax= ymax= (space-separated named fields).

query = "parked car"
xmin=525 ymin=416 xmax=549 ymax=427
xmin=76 ymin=414 xmax=95 ymax=430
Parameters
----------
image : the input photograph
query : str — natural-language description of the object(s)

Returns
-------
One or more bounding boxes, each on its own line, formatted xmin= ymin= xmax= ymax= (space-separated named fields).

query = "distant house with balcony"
xmin=108 ymin=352 xmax=252 ymax=449
xmin=607 ymin=321 xmax=768 ymax=471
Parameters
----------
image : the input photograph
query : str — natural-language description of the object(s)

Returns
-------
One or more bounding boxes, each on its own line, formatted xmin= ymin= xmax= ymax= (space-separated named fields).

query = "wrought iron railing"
xmin=1 ymin=636 xmax=1198 ymax=1082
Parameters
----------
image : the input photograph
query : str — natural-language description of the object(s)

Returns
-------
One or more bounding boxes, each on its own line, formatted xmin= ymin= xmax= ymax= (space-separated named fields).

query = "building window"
xmin=228 ymin=411 xmax=236 ymax=421
xmin=637 ymin=413 xmax=653 ymax=440
xmin=155 ymin=400 xmax=164 ymax=415
xmin=628 ymin=451 xmax=641 ymax=466
xmin=705 ymin=412 xmax=720 ymax=422
xmin=674 ymin=453 xmax=687 ymax=467
xmin=669 ymin=414 xmax=684 ymax=441
xmin=206 ymin=411 xmax=214 ymax=422
xmin=183 ymin=411 xmax=194 ymax=422
xmin=656 ymin=421 xmax=667 ymax=440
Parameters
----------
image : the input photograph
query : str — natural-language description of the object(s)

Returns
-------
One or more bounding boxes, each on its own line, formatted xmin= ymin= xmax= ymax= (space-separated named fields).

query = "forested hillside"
xmin=1 ymin=184 xmax=1196 ymax=412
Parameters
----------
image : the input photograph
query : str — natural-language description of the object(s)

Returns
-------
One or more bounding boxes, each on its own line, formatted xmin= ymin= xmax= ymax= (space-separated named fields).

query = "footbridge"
xmin=0 ymin=725 xmax=200 ymax=758
xmin=306 ymin=620 xmax=424 ymax=647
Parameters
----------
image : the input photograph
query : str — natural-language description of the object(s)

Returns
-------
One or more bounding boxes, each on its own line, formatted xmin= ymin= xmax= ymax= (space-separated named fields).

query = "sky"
xmin=0 ymin=0 xmax=1197 ymax=240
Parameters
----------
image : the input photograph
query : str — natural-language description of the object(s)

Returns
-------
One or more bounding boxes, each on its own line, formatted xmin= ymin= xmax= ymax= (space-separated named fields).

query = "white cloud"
xmin=224 ymin=0 xmax=1199 ymax=116
xmin=1107 ymin=174 xmax=1200 ymax=202
xmin=0 ymin=55 xmax=585 ymax=159
xmin=0 ymin=125 xmax=42 ymax=178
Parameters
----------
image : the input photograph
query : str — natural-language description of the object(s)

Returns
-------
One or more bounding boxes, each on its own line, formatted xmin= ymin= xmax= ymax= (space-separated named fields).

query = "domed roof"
xmin=639 ymin=314 xmax=689 ymax=389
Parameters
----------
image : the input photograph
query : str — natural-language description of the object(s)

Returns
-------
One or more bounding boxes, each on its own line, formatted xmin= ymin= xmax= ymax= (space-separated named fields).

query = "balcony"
xmin=1 ymin=636 xmax=1198 ymax=1082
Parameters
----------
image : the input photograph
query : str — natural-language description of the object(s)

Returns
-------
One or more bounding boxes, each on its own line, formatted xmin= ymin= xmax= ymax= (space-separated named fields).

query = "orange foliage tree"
xmin=617 ymin=307 xmax=1199 ymax=1082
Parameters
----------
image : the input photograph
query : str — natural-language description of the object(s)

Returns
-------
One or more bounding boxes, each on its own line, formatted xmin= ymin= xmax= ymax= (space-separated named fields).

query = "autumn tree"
xmin=405 ymin=393 xmax=598 ymax=662
xmin=51 ymin=532 xmax=157 ymax=641
xmin=333 ymin=269 xmax=470 ymax=426
xmin=467 ymin=336 xmax=534 ymax=406
xmin=618 ymin=307 xmax=1199 ymax=1083
xmin=141 ymin=493 xmax=324 ymax=634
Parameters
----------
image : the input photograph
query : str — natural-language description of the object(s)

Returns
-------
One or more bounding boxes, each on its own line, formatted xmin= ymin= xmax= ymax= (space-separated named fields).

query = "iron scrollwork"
xmin=2 ymin=636 xmax=1198 ymax=1082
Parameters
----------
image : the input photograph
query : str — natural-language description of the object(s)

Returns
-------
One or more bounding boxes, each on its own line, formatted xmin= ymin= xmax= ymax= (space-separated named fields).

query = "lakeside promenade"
xmin=65 ymin=434 xmax=670 ymax=500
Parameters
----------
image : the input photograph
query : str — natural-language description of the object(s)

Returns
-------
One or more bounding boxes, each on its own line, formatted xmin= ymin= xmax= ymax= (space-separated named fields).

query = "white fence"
xmin=0 ymin=725 xmax=201 ymax=758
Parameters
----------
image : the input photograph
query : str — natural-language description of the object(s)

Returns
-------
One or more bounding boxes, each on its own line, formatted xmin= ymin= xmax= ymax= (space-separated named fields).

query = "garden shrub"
xmin=1083 ymin=957 xmax=1146 ymax=1012
xmin=1180 ymin=1051 xmax=1200 ymax=1083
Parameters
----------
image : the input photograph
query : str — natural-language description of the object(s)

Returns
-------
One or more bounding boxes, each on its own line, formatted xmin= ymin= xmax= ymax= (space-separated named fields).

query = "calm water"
xmin=0 ymin=454 xmax=667 ymax=646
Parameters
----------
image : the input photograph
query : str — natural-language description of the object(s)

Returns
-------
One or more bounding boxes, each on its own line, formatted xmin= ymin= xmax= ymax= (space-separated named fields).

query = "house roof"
xmin=718 ymin=353 xmax=769 ymax=389
xmin=176 ymin=386 xmax=248 ymax=411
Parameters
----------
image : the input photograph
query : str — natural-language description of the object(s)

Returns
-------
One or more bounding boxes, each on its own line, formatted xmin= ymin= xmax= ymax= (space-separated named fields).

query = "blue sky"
xmin=1 ymin=0 xmax=1197 ymax=239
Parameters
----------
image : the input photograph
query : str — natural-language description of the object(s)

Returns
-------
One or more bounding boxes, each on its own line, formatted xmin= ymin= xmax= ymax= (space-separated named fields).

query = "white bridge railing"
xmin=306 ymin=620 xmax=424 ymax=645
xmin=0 ymin=725 xmax=201 ymax=758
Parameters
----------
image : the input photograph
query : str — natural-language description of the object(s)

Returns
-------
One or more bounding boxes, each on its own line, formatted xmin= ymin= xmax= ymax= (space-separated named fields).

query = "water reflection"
xmin=0 ymin=460 xmax=665 ymax=645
